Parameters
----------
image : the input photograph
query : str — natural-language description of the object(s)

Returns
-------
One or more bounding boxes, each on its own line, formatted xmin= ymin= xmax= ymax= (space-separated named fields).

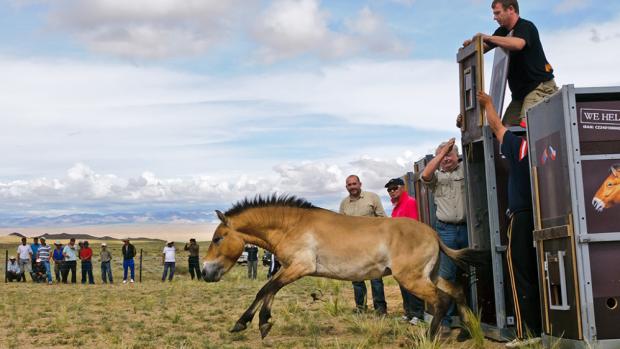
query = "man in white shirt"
xmin=162 ymin=241 xmax=176 ymax=282
xmin=7 ymin=256 xmax=22 ymax=282
xmin=16 ymin=237 xmax=33 ymax=282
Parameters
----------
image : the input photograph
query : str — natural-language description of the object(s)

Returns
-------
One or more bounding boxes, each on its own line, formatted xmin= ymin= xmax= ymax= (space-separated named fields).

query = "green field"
xmin=1 ymin=239 xmax=523 ymax=348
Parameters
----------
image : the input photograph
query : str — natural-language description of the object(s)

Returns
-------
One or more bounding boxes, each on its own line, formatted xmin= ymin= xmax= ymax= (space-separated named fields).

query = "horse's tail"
xmin=437 ymin=239 xmax=490 ymax=270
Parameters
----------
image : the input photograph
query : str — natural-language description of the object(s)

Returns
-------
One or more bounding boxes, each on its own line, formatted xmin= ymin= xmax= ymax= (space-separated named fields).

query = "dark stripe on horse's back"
xmin=225 ymin=194 xmax=317 ymax=216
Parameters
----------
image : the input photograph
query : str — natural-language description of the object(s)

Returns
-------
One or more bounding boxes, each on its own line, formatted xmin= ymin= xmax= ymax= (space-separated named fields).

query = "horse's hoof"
xmin=259 ymin=322 xmax=273 ymax=339
xmin=230 ymin=322 xmax=247 ymax=333
xmin=456 ymin=329 xmax=471 ymax=342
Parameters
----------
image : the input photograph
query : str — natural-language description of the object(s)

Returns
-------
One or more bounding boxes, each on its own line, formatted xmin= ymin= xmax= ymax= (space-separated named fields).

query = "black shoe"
xmin=375 ymin=307 xmax=387 ymax=316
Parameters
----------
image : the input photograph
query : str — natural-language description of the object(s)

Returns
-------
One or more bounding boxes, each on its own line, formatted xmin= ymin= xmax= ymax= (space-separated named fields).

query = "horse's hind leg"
xmin=437 ymin=277 xmax=471 ymax=340
xmin=394 ymin=276 xmax=452 ymax=338
xmin=257 ymin=265 xmax=310 ymax=338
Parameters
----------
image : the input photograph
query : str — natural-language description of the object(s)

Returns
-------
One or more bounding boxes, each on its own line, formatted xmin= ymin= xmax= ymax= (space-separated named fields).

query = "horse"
xmin=592 ymin=164 xmax=620 ymax=212
xmin=202 ymin=194 xmax=488 ymax=339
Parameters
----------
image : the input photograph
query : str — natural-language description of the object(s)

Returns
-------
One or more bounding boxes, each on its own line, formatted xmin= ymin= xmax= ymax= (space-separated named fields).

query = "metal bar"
xmin=4 ymin=250 xmax=7 ymax=283
xmin=579 ymin=154 xmax=620 ymax=161
xmin=578 ymin=232 xmax=620 ymax=243
xmin=139 ymin=248 xmax=143 ymax=283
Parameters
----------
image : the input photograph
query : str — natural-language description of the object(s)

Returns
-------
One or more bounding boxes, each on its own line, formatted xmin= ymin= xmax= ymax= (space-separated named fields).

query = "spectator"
xmin=31 ymin=258 xmax=47 ymax=283
xmin=162 ymin=241 xmax=176 ymax=282
xmin=7 ymin=256 xmax=22 ymax=282
xmin=184 ymin=238 xmax=201 ymax=281
xmin=80 ymin=241 xmax=95 ymax=284
xmin=52 ymin=241 xmax=64 ymax=283
xmin=245 ymin=244 xmax=259 ymax=279
xmin=62 ymin=238 xmax=78 ymax=284
xmin=30 ymin=237 xmax=41 ymax=272
xmin=100 ymin=243 xmax=113 ymax=284
xmin=37 ymin=237 xmax=53 ymax=285
xmin=385 ymin=178 xmax=425 ymax=326
xmin=421 ymin=138 xmax=469 ymax=334
xmin=16 ymin=237 xmax=32 ymax=282
xmin=339 ymin=174 xmax=388 ymax=315
xmin=121 ymin=238 xmax=136 ymax=284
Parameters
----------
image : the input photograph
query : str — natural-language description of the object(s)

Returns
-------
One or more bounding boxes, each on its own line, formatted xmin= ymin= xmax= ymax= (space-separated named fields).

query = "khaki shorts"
xmin=502 ymin=79 xmax=559 ymax=126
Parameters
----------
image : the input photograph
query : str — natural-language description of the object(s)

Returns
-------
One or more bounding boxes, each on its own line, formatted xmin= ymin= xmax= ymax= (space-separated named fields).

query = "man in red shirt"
xmin=79 ymin=241 xmax=95 ymax=284
xmin=385 ymin=178 xmax=424 ymax=325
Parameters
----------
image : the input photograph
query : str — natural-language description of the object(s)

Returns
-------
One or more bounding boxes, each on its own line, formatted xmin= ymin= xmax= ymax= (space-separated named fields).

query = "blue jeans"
xmin=123 ymin=259 xmax=135 ymax=281
xmin=81 ymin=261 xmax=95 ymax=284
xmin=162 ymin=262 xmax=175 ymax=281
xmin=399 ymin=285 xmax=425 ymax=319
xmin=101 ymin=261 xmax=113 ymax=283
xmin=352 ymin=278 xmax=387 ymax=312
xmin=42 ymin=260 xmax=52 ymax=283
xmin=436 ymin=220 xmax=469 ymax=325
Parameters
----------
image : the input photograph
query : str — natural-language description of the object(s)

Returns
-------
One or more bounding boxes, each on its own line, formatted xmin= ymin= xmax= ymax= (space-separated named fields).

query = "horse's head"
xmin=592 ymin=164 xmax=620 ymax=212
xmin=202 ymin=210 xmax=246 ymax=282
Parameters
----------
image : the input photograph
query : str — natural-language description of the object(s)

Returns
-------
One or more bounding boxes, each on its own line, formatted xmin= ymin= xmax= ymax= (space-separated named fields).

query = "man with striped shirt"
xmin=36 ymin=237 xmax=53 ymax=284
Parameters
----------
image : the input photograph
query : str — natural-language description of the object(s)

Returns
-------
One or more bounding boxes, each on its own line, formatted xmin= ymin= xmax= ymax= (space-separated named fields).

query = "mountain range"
xmin=0 ymin=211 xmax=215 ymax=227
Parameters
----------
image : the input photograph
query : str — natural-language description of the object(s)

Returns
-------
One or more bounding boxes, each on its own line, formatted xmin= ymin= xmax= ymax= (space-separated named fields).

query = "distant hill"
xmin=9 ymin=232 xmax=26 ymax=238
xmin=0 ymin=211 xmax=215 ymax=227
xmin=37 ymin=233 xmax=163 ymax=242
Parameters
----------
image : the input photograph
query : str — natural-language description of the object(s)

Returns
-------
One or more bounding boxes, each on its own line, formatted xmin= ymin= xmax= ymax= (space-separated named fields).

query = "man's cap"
xmin=122 ymin=237 xmax=130 ymax=241
xmin=384 ymin=178 xmax=405 ymax=188
xmin=9 ymin=255 xmax=16 ymax=260
xmin=39 ymin=237 xmax=46 ymax=241
xmin=101 ymin=243 xmax=107 ymax=247
xmin=54 ymin=241 xmax=62 ymax=245
xmin=35 ymin=258 xmax=41 ymax=263
xmin=167 ymin=240 xmax=174 ymax=244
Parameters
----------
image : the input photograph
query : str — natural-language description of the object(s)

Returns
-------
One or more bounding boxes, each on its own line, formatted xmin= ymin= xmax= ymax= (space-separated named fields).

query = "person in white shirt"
xmin=7 ymin=256 xmax=22 ymax=282
xmin=161 ymin=241 xmax=176 ymax=282
xmin=16 ymin=237 xmax=33 ymax=282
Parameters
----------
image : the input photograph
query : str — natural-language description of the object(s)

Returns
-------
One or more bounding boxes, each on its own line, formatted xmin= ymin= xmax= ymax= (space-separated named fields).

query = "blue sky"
xmin=1 ymin=0 xmax=620 ymax=225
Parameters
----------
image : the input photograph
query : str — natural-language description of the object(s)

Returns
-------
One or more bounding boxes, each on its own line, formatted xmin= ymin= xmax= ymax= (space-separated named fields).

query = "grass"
xmin=0 ymin=240 xmax=511 ymax=348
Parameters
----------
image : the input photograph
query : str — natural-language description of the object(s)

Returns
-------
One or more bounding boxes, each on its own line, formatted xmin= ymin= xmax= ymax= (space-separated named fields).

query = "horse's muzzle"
xmin=202 ymin=261 xmax=224 ymax=282
xmin=592 ymin=197 xmax=605 ymax=212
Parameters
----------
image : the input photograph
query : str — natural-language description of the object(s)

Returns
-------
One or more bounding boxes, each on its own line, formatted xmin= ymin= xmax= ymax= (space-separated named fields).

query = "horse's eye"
xmin=608 ymin=182 xmax=614 ymax=187
xmin=212 ymin=236 xmax=223 ymax=244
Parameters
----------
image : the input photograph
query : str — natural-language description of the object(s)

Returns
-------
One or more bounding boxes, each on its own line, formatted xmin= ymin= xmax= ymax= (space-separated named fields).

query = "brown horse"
xmin=592 ymin=164 xmax=620 ymax=212
xmin=202 ymin=195 xmax=487 ymax=339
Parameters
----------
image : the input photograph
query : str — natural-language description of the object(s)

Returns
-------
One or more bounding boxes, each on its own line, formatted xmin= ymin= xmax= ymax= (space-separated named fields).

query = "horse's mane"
xmin=225 ymin=194 xmax=318 ymax=216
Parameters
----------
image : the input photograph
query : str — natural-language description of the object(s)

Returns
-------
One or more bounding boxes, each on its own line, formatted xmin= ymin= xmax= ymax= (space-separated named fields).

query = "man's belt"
xmin=437 ymin=219 xmax=467 ymax=226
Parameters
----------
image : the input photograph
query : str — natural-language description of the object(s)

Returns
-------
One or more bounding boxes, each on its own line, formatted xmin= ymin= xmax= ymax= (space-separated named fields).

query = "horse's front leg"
xmin=257 ymin=265 xmax=311 ymax=338
xmin=230 ymin=276 xmax=280 ymax=333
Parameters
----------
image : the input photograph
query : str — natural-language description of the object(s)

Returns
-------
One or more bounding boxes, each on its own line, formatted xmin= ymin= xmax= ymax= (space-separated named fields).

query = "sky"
xmin=2 ymin=0 xmax=620 ymax=229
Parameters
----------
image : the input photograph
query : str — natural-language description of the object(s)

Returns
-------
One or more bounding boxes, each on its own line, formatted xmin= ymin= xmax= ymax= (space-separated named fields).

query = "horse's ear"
xmin=612 ymin=165 xmax=620 ymax=177
xmin=216 ymin=210 xmax=229 ymax=226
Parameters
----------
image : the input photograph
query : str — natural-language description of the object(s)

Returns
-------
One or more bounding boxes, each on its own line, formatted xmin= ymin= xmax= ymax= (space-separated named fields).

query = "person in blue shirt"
xmin=52 ymin=242 xmax=64 ymax=283
xmin=30 ymin=237 xmax=41 ymax=273
xmin=478 ymin=91 xmax=541 ymax=347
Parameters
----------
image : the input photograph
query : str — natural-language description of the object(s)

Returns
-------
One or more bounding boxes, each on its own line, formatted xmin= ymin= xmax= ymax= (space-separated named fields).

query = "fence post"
xmin=4 ymin=250 xmax=7 ymax=283
xmin=139 ymin=248 xmax=143 ymax=283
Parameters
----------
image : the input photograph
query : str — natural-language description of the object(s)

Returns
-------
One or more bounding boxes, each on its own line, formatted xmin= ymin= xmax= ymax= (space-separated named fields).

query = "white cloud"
xmin=252 ymin=0 xmax=409 ymax=62
xmin=46 ymin=0 xmax=252 ymax=59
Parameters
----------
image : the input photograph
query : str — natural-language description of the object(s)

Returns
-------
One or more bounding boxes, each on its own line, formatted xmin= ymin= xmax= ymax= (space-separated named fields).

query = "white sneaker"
xmin=123 ymin=280 xmax=127 ymax=284
xmin=505 ymin=337 xmax=541 ymax=348
xmin=401 ymin=315 xmax=410 ymax=322
xmin=409 ymin=317 xmax=421 ymax=325
xmin=130 ymin=279 xmax=134 ymax=283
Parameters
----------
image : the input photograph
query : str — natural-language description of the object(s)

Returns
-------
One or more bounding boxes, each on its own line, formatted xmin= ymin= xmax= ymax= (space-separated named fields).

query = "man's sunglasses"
xmin=387 ymin=187 xmax=399 ymax=193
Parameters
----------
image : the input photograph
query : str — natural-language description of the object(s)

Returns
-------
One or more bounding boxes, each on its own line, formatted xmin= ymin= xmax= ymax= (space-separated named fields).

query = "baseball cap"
xmin=9 ymin=255 xmax=16 ymax=260
xmin=35 ymin=258 xmax=41 ymax=263
xmin=384 ymin=178 xmax=405 ymax=188
xmin=101 ymin=243 xmax=107 ymax=247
